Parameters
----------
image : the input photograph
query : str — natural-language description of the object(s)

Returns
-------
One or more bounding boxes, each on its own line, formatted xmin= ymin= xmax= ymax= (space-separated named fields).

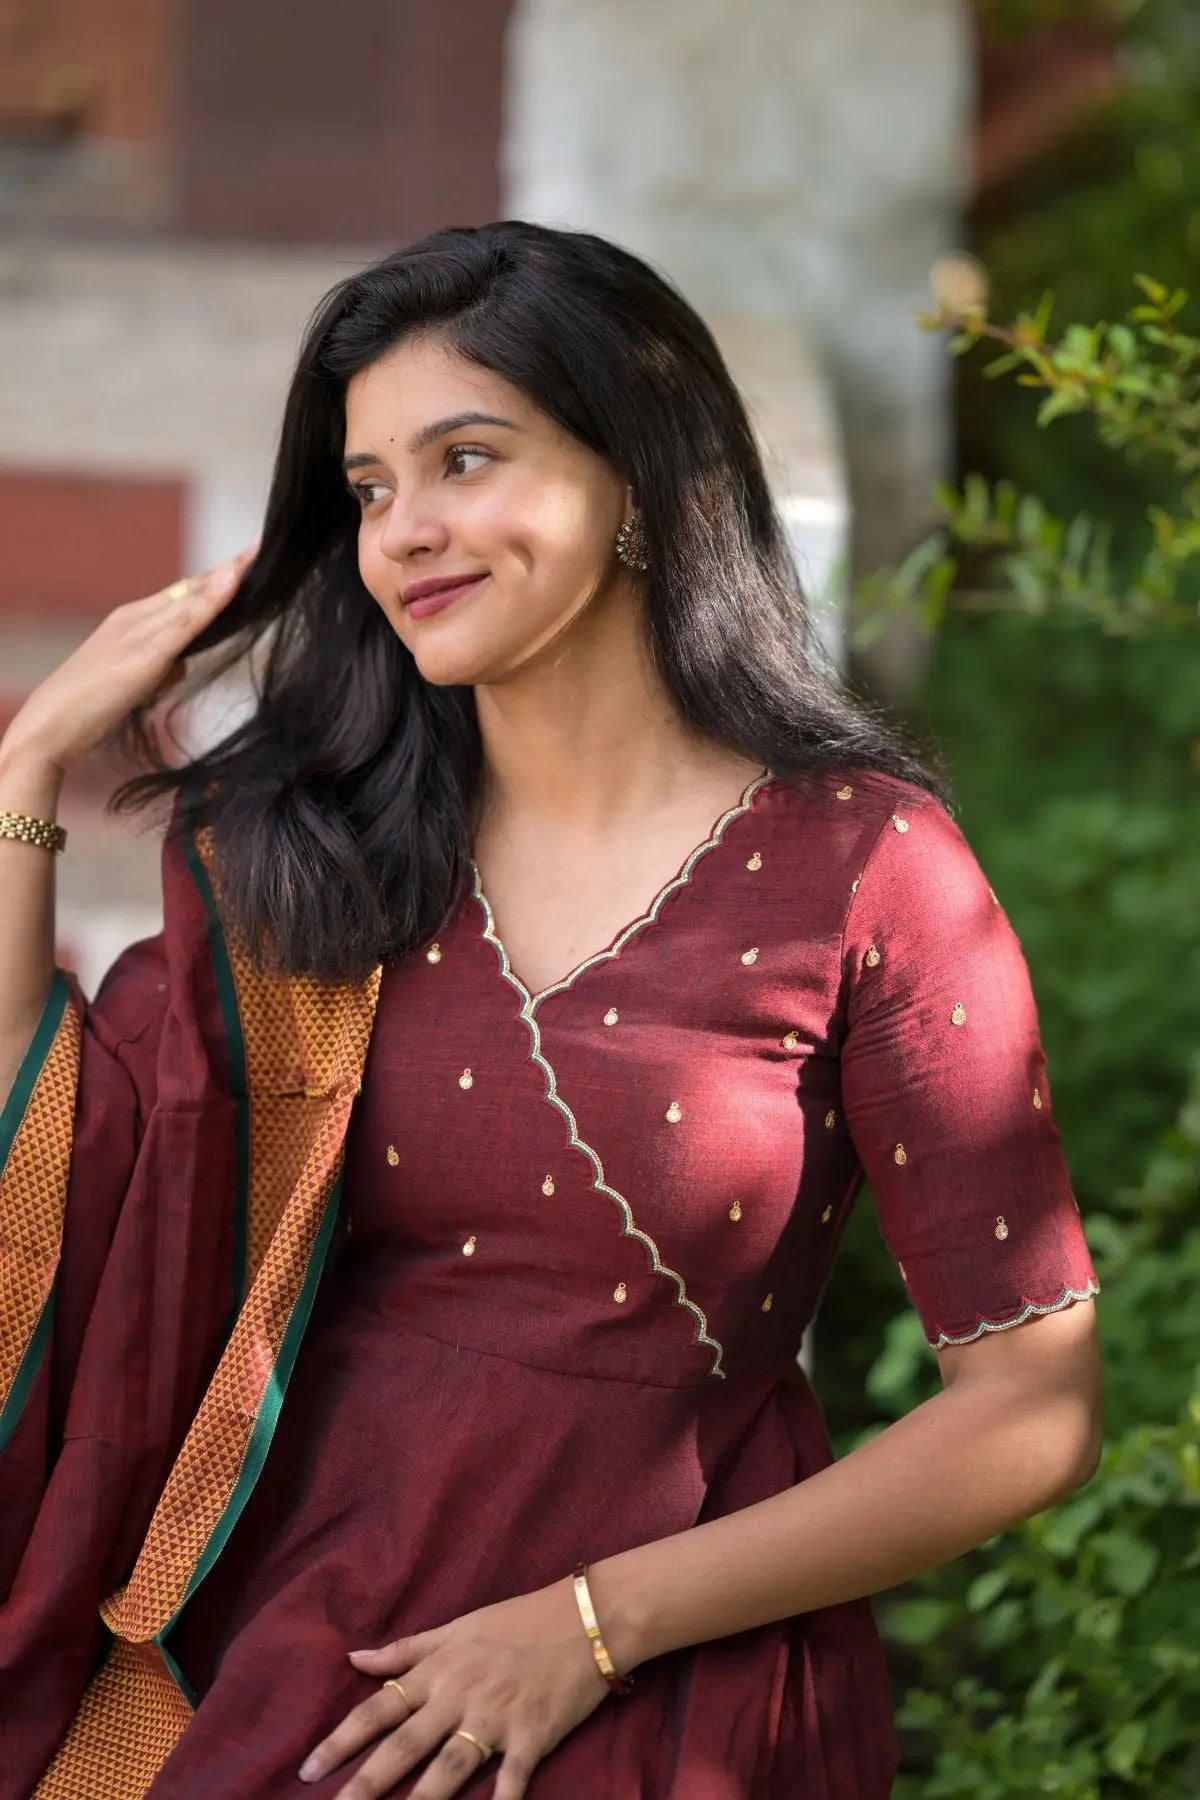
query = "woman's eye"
xmin=351 ymin=481 xmax=388 ymax=508
xmin=445 ymin=445 xmax=492 ymax=476
xmin=350 ymin=446 xmax=491 ymax=507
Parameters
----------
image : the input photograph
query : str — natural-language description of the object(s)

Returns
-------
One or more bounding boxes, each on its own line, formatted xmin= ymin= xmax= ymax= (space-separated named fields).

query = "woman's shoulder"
xmin=761 ymin=763 xmax=951 ymax=859
xmin=758 ymin=765 xmax=985 ymax=926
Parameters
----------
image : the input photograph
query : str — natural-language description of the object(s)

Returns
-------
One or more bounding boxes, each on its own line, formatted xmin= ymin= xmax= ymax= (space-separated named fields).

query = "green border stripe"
xmin=157 ymin=1175 xmax=344 ymax=1642
xmin=178 ymin=794 xmax=250 ymax=1305
xmin=156 ymin=1636 xmax=198 ymax=1708
xmin=0 ymin=969 xmax=70 ymax=1174
xmin=0 ymin=1285 xmax=56 ymax=1453
xmin=0 ymin=971 xmax=72 ymax=1451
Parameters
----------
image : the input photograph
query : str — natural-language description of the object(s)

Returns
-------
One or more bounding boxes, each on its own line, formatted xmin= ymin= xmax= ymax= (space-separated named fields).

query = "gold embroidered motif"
xmin=893 ymin=815 xmax=909 ymax=834
xmin=821 ymin=1205 xmax=833 ymax=1223
xmin=1032 ymin=1088 xmax=1043 ymax=1110
xmin=740 ymin=947 xmax=759 ymax=965
xmin=761 ymin=1292 xmax=773 ymax=1312
xmin=458 ymin=1068 xmax=473 ymax=1090
xmin=994 ymin=1215 xmax=1009 ymax=1241
xmin=746 ymin=851 xmax=762 ymax=871
xmin=850 ymin=877 xmax=860 ymax=895
xmin=824 ymin=1109 xmax=837 ymax=1129
xmin=837 ymin=785 xmax=853 ymax=800
xmin=665 ymin=1100 xmax=683 ymax=1124
xmin=865 ymin=945 xmax=881 ymax=968
xmin=931 ymin=1278 xmax=1100 ymax=1347
xmin=893 ymin=1143 xmax=907 ymax=1165
xmin=386 ymin=1145 xmax=399 ymax=1166
xmin=425 ymin=943 xmax=442 ymax=964
xmin=613 ymin=1281 xmax=628 ymax=1304
xmin=951 ymin=1002 xmax=967 ymax=1026
xmin=728 ymin=1201 xmax=743 ymax=1222
xmin=781 ymin=1030 xmax=801 ymax=1051
xmin=462 ymin=1235 xmax=477 ymax=1256
xmin=542 ymin=1175 xmax=556 ymax=1196
xmin=603 ymin=1007 xmax=619 ymax=1026
xmin=473 ymin=876 xmax=729 ymax=1377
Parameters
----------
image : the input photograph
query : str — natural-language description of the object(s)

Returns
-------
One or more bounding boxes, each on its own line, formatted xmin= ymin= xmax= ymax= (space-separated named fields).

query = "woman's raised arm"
xmin=0 ymin=544 xmax=255 ymax=1106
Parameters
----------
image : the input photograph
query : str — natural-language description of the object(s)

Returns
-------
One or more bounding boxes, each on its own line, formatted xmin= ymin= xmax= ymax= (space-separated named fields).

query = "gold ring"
xmin=451 ymin=1728 xmax=494 ymax=1760
xmin=382 ymin=1677 xmax=415 ymax=1709
xmin=166 ymin=579 xmax=192 ymax=600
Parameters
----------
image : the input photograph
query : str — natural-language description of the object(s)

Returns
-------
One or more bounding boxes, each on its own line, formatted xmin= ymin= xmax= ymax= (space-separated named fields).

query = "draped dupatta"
xmin=0 ymin=801 xmax=382 ymax=1797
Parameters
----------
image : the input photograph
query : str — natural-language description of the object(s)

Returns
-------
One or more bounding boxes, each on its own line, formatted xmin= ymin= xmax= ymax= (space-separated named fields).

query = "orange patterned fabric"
xmin=0 ymin=983 xmax=82 ymax=1415
xmin=101 ymin=830 xmax=381 ymax=1641
xmin=33 ymin=1639 xmax=195 ymax=1798
xmin=236 ymin=946 xmax=385 ymax=1290
xmin=98 ymin=1059 xmax=371 ymax=1642
xmin=41 ymin=825 xmax=381 ymax=1792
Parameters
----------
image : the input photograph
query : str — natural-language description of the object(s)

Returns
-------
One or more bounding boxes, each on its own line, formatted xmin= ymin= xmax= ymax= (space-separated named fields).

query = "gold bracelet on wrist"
xmin=0 ymin=810 xmax=67 ymax=854
xmin=571 ymin=1562 xmax=633 ymax=1695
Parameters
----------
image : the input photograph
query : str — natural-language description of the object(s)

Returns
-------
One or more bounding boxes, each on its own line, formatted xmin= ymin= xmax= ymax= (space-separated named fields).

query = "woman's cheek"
xmin=356 ymin=537 xmax=392 ymax=610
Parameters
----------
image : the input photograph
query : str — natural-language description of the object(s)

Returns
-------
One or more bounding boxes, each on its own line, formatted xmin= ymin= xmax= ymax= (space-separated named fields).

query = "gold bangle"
xmin=571 ymin=1562 xmax=633 ymax=1695
xmin=0 ymin=810 xmax=67 ymax=854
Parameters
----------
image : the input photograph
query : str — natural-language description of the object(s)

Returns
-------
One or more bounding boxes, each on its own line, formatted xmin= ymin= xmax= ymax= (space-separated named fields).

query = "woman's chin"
xmin=408 ymin=640 xmax=507 ymax=689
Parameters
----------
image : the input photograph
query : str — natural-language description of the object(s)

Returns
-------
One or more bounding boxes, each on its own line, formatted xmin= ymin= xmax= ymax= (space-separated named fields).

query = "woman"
xmin=0 ymin=221 xmax=1102 ymax=1800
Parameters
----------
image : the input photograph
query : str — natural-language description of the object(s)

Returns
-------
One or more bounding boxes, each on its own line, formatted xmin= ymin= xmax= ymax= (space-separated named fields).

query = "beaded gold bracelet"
xmin=571 ymin=1562 xmax=633 ymax=1695
xmin=0 ymin=810 xmax=67 ymax=854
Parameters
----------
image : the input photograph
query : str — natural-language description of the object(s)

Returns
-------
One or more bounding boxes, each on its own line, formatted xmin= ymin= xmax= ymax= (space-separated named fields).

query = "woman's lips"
xmin=405 ymin=575 xmax=488 ymax=619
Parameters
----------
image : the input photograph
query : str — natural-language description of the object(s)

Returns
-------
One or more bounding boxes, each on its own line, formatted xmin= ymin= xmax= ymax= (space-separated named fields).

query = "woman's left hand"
xmin=298 ymin=1577 xmax=615 ymax=1799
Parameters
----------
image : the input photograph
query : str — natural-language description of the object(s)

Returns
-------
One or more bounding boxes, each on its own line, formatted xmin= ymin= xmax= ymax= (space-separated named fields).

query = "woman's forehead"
xmin=342 ymin=343 xmax=572 ymax=462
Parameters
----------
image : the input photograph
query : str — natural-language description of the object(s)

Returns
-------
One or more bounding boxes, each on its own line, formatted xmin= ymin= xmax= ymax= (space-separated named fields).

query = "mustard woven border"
xmin=0 ymin=971 xmax=82 ymax=1445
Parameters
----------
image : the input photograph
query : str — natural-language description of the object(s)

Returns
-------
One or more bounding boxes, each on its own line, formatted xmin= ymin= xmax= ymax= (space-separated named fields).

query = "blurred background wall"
xmin=0 ymin=0 xmax=979 ymax=988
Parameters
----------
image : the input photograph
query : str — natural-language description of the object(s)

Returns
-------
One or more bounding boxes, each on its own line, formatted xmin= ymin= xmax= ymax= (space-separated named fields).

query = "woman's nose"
xmin=377 ymin=491 xmax=451 ymax=564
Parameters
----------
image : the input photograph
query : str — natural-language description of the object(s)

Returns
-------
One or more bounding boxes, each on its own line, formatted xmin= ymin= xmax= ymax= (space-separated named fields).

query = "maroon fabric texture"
xmin=0 ymin=825 xmax=239 ymax=1797
xmin=839 ymin=794 xmax=1095 ymax=1344
xmin=139 ymin=769 xmax=1097 ymax=1799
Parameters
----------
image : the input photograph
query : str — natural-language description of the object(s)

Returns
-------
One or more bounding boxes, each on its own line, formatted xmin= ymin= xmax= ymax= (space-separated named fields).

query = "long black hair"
xmin=114 ymin=219 xmax=949 ymax=982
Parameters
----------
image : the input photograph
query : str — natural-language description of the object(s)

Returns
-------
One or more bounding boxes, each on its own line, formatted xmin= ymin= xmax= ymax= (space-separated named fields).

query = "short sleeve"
xmin=839 ymin=794 xmax=1100 ymax=1348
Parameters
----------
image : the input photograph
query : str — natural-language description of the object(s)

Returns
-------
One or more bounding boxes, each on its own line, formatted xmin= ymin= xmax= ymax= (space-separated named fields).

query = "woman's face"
xmin=344 ymin=334 xmax=635 ymax=687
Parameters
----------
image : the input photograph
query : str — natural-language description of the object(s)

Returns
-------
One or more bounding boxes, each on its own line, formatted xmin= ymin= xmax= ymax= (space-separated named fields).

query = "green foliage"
xmin=882 ymin=1061 xmax=1200 ymax=1798
xmin=831 ymin=192 xmax=1200 ymax=1794
xmin=855 ymin=278 xmax=1200 ymax=647
xmin=960 ymin=0 xmax=1200 ymax=546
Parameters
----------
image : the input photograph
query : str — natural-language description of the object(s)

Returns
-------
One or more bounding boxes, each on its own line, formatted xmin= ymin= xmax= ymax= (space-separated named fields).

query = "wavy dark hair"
xmin=115 ymin=218 xmax=949 ymax=982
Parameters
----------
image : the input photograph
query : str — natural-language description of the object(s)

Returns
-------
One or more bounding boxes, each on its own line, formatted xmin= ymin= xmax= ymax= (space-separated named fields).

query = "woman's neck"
xmin=472 ymin=603 xmax=746 ymax=836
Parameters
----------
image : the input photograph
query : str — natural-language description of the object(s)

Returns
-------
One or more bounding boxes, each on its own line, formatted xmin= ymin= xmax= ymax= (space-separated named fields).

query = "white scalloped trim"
xmin=474 ymin=877 xmax=729 ymax=1379
xmin=472 ymin=767 xmax=775 ymax=1010
xmin=930 ymin=1278 xmax=1100 ymax=1348
xmin=468 ymin=772 xmax=777 ymax=1382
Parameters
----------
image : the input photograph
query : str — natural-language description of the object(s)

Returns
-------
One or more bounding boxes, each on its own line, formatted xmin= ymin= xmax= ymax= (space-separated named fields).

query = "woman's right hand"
xmin=1 ymin=542 xmax=258 ymax=775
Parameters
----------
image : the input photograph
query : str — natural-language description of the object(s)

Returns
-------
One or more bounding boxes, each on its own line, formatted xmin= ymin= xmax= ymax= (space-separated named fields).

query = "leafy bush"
xmin=880 ymin=1058 xmax=1200 ymax=1797
xmin=823 ymin=269 xmax=1200 ymax=1793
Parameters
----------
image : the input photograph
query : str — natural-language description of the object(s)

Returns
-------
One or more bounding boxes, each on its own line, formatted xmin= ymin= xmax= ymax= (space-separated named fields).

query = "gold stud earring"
xmin=615 ymin=513 xmax=649 ymax=571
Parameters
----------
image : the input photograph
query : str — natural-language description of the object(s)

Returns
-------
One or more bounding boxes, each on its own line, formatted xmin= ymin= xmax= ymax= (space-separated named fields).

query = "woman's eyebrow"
xmin=342 ymin=412 xmax=523 ymax=472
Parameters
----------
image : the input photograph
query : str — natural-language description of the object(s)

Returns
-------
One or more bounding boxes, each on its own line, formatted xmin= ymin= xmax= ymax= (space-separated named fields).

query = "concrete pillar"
xmin=502 ymin=0 xmax=972 ymax=692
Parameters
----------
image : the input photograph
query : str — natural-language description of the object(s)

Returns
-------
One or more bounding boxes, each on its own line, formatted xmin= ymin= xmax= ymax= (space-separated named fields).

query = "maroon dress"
xmin=149 ymin=767 xmax=1099 ymax=1797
